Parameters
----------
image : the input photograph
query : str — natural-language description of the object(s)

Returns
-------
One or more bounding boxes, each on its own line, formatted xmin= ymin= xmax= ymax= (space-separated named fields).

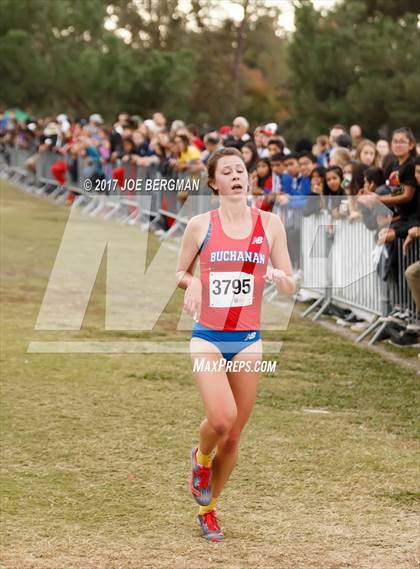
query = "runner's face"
xmin=214 ymin=155 xmax=248 ymax=196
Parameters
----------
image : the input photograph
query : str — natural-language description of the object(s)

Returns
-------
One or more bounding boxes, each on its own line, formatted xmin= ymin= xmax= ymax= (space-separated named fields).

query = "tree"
xmin=0 ymin=0 xmax=196 ymax=119
xmin=0 ymin=0 xmax=128 ymax=116
xmin=107 ymin=0 xmax=188 ymax=50
xmin=288 ymin=0 xmax=420 ymax=139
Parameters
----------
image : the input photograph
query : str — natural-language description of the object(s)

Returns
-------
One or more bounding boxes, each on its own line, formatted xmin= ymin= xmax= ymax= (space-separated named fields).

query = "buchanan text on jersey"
xmin=209 ymin=250 xmax=266 ymax=264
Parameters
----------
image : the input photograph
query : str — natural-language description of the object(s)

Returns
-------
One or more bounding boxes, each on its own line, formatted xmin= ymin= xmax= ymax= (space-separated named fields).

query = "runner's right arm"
xmin=175 ymin=217 xmax=205 ymax=317
xmin=175 ymin=217 xmax=202 ymax=289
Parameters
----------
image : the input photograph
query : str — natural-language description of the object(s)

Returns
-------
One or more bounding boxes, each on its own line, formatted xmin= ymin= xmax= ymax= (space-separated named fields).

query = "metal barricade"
xmin=356 ymin=235 xmax=420 ymax=344
xmin=119 ymin=162 xmax=164 ymax=226
xmin=299 ymin=210 xmax=392 ymax=333
xmin=298 ymin=208 xmax=420 ymax=343
xmin=279 ymin=205 xmax=304 ymax=270
xmin=140 ymin=163 xmax=165 ymax=223
xmin=330 ymin=219 xmax=386 ymax=318
xmin=388 ymin=237 xmax=420 ymax=324
xmin=158 ymin=170 xmax=212 ymax=240
xmin=8 ymin=146 xmax=30 ymax=172
xmin=71 ymin=156 xmax=94 ymax=208
xmin=3 ymin=146 xmax=36 ymax=186
xmin=36 ymin=150 xmax=62 ymax=186
xmin=4 ymin=146 xmax=419 ymax=346
xmin=299 ymin=210 xmax=333 ymax=319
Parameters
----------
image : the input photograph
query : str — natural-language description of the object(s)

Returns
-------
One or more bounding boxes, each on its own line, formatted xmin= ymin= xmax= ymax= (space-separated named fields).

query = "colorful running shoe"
xmin=197 ymin=510 xmax=224 ymax=542
xmin=189 ymin=446 xmax=212 ymax=506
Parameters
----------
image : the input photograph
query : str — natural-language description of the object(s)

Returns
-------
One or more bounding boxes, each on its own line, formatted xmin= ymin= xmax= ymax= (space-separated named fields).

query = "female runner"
xmin=175 ymin=147 xmax=295 ymax=542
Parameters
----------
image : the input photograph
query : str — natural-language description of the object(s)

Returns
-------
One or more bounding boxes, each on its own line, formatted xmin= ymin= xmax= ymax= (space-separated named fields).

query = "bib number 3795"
xmin=209 ymin=271 xmax=254 ymax=308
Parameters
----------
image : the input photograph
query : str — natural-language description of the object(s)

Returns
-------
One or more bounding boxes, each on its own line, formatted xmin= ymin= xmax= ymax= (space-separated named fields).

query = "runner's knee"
xmin=208 ymin=408 xmax=238 ymax=437
xmin=220 ymin=430 xmax=241 ymax=453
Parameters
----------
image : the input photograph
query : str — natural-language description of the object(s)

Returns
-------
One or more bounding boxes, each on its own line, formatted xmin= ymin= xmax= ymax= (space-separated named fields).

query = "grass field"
xmin=1 ymin=182 xmax=419 ymax=569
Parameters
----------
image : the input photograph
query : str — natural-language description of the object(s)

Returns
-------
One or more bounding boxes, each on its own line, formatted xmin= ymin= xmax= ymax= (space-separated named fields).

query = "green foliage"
xmin=288 ymin=0 xmax=420 ymax=139
xmin=0 ymin=0 xmax=289 ymax=125
xmin=124 ymin=49 xmax=198 ymax=118
xmin=0 ymin=0 xmax=197 ymax=119
xmin=0 ymin=0 xmax=418 ymax=134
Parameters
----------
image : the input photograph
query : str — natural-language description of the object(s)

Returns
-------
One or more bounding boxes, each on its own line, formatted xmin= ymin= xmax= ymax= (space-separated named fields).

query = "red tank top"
xmin=198 ymin=207 xmax=269 ymax=331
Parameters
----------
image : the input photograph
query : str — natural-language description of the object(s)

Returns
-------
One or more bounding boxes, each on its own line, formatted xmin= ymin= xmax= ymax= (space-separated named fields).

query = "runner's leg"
xmin=210 ymin=340 xmax=262 ymax=499
xmin=190 ymin=338 xmax=238 ymax=454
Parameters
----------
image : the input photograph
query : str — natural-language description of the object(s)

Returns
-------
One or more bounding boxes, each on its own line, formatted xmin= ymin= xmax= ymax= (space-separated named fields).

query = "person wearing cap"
xmin=56 ymin=114 xmax=71 ymax=134
xmin=264 ymin=123 xmax=278 ymax=136
xmin=86 ymin=113 xmax=104 ymax=136
xmin=89 ymin=113 xmax=104 ymax=125
xmin=42 ymin=121 xmax=61 ymax=149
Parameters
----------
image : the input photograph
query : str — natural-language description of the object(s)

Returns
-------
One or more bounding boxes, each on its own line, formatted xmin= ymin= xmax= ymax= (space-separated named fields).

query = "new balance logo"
xmin=252 ymin=236 xmax=263 ymax=245
xmin=245 ymin=332 xmax=257 ymax=341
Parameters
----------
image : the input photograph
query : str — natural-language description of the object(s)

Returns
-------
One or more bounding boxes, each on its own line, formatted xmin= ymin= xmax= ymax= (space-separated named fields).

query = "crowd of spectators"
xmin=1 ymin=109 xmax=419 ymax=346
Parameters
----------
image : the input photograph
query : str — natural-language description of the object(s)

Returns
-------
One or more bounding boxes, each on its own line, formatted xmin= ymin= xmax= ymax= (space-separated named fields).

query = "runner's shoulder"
xmin=259 ymin=209 xmax=284 ymax=230
xmin=189 ymin=211 xmax=211 ymax=225
xmin=184 ymin=212 xmax=211 ymax=246
xmin=186 ymin=211 xmax=211 ymax=232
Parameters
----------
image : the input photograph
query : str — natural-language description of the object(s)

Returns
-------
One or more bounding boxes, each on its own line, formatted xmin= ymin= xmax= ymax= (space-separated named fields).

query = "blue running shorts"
xmin=191 ymin=321 xmax=261 ymax=362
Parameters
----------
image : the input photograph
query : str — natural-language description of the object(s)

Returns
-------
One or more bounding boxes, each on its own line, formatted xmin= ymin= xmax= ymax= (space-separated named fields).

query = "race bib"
xmin=209 ymin=271 xmax=254 ymax=308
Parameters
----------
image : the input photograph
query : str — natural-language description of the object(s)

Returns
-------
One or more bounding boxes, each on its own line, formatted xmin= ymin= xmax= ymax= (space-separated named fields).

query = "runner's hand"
xmin=263 ymin=268 xmax=295 ymax=294
xmin=184 ymin=277 xmax=202 ymax=318
xmin=263 ymin=267 xmax=287 ymax=283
